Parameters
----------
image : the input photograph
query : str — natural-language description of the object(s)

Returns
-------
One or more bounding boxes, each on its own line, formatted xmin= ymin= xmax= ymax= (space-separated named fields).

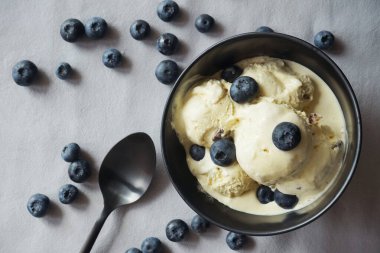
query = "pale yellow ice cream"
xmin=171 ymin=56 xmax=346 ymax=215
xmin=234 ymin=100 xmax=312 ymax=185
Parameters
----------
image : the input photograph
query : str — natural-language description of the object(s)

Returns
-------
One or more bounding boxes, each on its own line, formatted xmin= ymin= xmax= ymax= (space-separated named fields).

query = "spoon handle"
xmin=80 ymin=207 xmax=112 ymax=253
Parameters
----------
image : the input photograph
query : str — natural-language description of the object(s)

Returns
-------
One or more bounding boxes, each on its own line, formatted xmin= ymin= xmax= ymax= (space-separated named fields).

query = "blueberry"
xmin=56 ymin=62 xmax=72 ymax=80
xmin=141 ymin=237 xmax=162 ymax=253
xmin=221 ymin=65 xmax=242 ymax=83
xmin=12 ymin=60 xmax=38 ymax=86
xmin=60 ymin=18 xmax=84 ymax=42
xmin=155 ymin=60 xmax=179 ymax=85
xmin=226 ymin=232 xmax=247 ymax=250
xmin=156 ymin=33 xmax=178 ymax=55
xmin=130 ymin=20 xmax=151 ymax=40
xmin=157 ymin=0 xmax=179 ymax=22
xmin=61 ymin=143 xmax=80 ymax=162
xmin=191 ymin=214 xmax=210 ymax=233
xmin=102 ymin=48 xmax=122 ymax=68
xmin=195 ymin=14 xmax=215 ymax=33
xmin=166 ymin=219 xmax=189 ymax=242
xmin=210 ymin=138 xmax=236 ymax=166
xmin=85 ymin=17 xmax=107 ymax=39
xmin=125 ymin=248 xmax=142 ymax=253
xmin=230 ymin=76 xmax=259 ymax=103
xmin=68 ymin=159 xmax=91 ymax=183
xmin=256 ymin=185 xmax=274 ymax=204
xmin=189 ymin=144 xmax=205 ymax=161
xmin=27 ymin=193 xmax=50 ymax=218
xmin=58 ymin=184 xmax=78 ymax=204
xmin=272 ymin=122 xmax=301 ymax=151
xmin=274 ymin=189 xmax=299 ymax=209
xmin=255 ymin=26 xmax=274 ymax=32
xmin=314 ymin=30 xmax=335 ymax=50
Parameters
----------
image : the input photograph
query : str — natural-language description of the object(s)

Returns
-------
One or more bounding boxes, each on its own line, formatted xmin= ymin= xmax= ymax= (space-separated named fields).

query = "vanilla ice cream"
xmin=171 ymin=56 xmax=346 ymax=215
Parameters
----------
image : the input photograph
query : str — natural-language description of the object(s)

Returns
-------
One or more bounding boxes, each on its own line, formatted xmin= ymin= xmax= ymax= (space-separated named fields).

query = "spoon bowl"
xmin=99 ymin=133 xmax=156 ymax=207
xmin=80 ymin=132 xmax=156 ymax=253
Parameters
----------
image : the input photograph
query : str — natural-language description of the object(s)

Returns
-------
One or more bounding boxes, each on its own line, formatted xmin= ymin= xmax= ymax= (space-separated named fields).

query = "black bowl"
xmin=161 ymin=33 xmax=361 ymax=235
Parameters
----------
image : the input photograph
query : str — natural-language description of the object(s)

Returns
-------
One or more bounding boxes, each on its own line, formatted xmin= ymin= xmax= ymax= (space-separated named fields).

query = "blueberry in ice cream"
xmin=226 ymin=232 xmax=246 ymax=250
xmin=155 ymin=59 xmax=179 ymax=84
xmin=61 ymin=143 xmax=80 ymax=162
xmin=156 ymin=33 xmax=178 ymax=55
xmin=12 ymin=60 xmax=38 ymax=86
xmin=195 ymin=14 xmax=215 ymax=33
xmin=190 ymin=144 xmax=206 ymax=161
xmin=85 ymin=17 xmax=107 ymax=39
xmin=171 ymin=56 xmax=346 ymax=215
xmin=210 ymin=138 xmax=236 ymax=166
xmin=157 ymin=0 xmax=179 ymax=22
xmin=314 ymin=30 xmax=335 ymax=50
xmin=56 ymin=62 xmax=72 ymax=80
xmin=165 ymin=219 xmax=189 ymax=242
xmin=256 ymin=26 xmax=274 ymax=32
xmin=274 ymin=189 xmax=299 ymax=209
xmin=141 ymin=237 xmax=162 ymax=253
xmin=130 ymin=20 xmax=151 ymax=40
xmin=27 ymin=193 xmax=50 ymax=217
xmin=68 ymin=159 xmax=91 ymax=183
xmin=60 ymin=18 xmax=84 ymax=42
xmin=191 ymin=214 xmax=210 ymax=233
xmin=102 ymin=48 xmax=122 ymax=68
xmin=272 ymin=122 xmax=301 ymax=151
xmin=230 ymin=76 xmax=259 ymax=103
xmin=221 ymin=65 xmax=242 ymax=83
xmin=256 ymin=185 xmax=274 ymax=204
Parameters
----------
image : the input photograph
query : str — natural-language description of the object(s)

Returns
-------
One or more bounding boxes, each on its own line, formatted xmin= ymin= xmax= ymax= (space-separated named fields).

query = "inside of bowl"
xmin=162 ymin=33 xmax=361 ymax=235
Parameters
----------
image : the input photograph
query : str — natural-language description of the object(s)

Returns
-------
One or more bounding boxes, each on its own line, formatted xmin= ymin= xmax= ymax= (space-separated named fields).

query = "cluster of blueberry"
xmin=153 ymin=1 xmax=216 ymax=85
xmin=26 ymin=143 xmax=91 ymax=217
xmin=189 ymin=65 xmax=302 ymax=209
xmin=125 ymin=215 xmax=247 ymax=252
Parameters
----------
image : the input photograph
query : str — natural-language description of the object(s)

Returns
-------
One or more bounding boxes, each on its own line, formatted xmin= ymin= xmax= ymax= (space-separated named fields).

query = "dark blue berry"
xmin=189 ymin=144 xmax=205 ymax=161
xmin=314 ymin=30 xmax=335 ymax=50
xmin=157 ymin=0 xmax=179 ymax=22
xmin=272 ymin=122 xmax=301 ymax=151
xmin=166 ymin=219 xmax=189 ymax=242
xmin=61 ymin=143 xmax=80 ymax=162
xmin=12 ymin=60 xmax=38 ymax=86
xmin=130 ymin=20 xmax=151 ymax=40
xmin=141 ymin=237 xmax=162 ymax=253
xmin=60 ymin=18 xmax=84 ymax=42
xmin=210 ymin=138 xmax=236 ymax=166
xmin=256 ymin=26 xmax=274 ymax=32
xmin=125 ymin=248 xmax=142 ymax=253
xmin=68 ymin=160 xmax=91 ymax=183
xmin=191 ymin=215 xmax=210 ymax=233
xmin=102 ymin=48 xmax=122 ymax=68
xmin=195 ymin=14 xmax=215 ymax=33
xmin=274 ymin=189 xmax=299 ymax=209
xmin=221 ymin=65 xmax=242 ymax=83
xmin=256 ymin=185 xmax=274 ymax=204
xmin=230 ymin=76 xmax=259 ymax=103
xmin=58 ymin=184 xmax=78 ymax=204
xmin=156 ymin=33 xmax=178 ymax=55
xmin=85 ymin=17 xmax=107 ymax=39
xmin=56 ymin=62 xmax=72 ymax=80
xmin=155 ymin=60 xmax=179 ymax=85
xmin=226 ymin=232 xmax=247 ymax=250
xmin=27 ymin=193 xmax=50 ymax=217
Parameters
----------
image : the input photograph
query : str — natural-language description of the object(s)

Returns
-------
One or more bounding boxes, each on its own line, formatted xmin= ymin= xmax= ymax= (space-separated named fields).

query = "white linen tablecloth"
xmin=0 ymin=0 xmax=379 ymax=252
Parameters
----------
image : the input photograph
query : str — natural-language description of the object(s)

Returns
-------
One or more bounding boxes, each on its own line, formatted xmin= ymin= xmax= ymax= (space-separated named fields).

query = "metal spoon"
xmin=80 ymin=132 xmax=156 ymax=253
